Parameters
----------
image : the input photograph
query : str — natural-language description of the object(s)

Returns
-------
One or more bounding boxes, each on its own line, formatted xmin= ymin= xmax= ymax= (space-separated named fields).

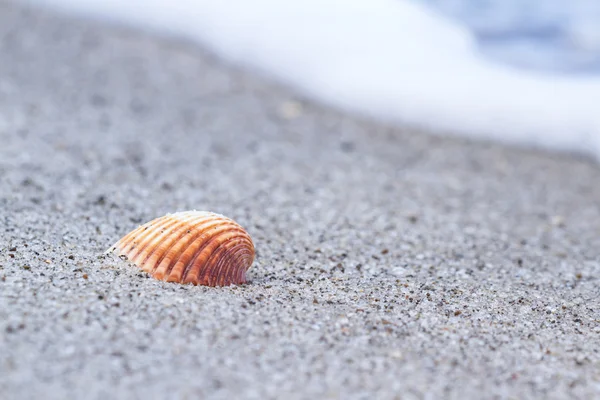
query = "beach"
xmin=1 ymin=2 xmax=599 ymax=399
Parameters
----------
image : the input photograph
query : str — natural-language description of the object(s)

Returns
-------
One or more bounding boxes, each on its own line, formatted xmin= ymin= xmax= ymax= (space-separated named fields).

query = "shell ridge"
xmin=201 ymin=237 xmax=242 ymax=286
xmin=235 ymin=248 xmax=254 ymax=284
xmin=216 ymin=238 xmax=254 ymax=286
xmin=145 ymin=215 xmax=223 ymax=276
xmin=115 ymin=220 xmax=155 ymax=247
xmin=178 ymin=224 xmax=244 ymax=283
xmin=112 ymin=211 xmax=255 ymax=287
xmin=122 ymin=214 xmax=200 ymax=272
xmin=124 ymin=216 xmax=180 ymax=261
xmin=130 ymin=215 xmax=202 ymax=268
xmin=215 ymin=241 xmax=245 ymax=286
xmin=180 ymin=225 xmax=246 ymax=284
xmin=155 ymin=218 xmax=233 ymax=279
xmin=156 ymin=219 xmax=238 ymax=280
xmin=215 ymin=241 xmax=252 ymax=286
xmin=203 ymin=235 xmax=253 ymax=286
xmin=111 ymin=217 xmax=161 ymax=253
xmin=237 ymin=247 xmax=254 ymax=283
xmin=141 ymin=214 xmax=216 ymax=275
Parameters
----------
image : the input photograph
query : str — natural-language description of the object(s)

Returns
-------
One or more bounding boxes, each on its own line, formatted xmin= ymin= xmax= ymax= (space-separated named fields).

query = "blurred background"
xmin=25 ymin=0 xmax=600 ymax=159
xmin=423 ymin=0 xmax=600 ymax=73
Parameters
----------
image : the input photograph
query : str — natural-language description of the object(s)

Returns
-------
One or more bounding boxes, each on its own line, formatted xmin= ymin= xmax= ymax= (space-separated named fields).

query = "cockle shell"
xmin=109 ymin=211 xmax=255 ymax=286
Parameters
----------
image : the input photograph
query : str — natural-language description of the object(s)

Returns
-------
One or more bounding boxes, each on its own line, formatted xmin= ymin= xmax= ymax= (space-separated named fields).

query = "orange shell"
xmin=110 ymin=211 xmax=255 ymax=286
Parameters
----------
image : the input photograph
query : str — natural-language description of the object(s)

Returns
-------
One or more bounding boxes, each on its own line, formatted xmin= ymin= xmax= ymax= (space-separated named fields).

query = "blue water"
xmin=420 ymin=0 xmax=600 ymax=74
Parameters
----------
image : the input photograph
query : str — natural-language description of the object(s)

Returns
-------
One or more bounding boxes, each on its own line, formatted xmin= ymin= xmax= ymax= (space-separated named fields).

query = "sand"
xmin=0 ymin=2 xmax=599 ymax=399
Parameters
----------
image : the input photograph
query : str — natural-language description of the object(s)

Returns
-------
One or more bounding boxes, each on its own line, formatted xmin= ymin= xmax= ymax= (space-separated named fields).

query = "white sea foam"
xmin=27 ymin=0 xmax=600 ymax=159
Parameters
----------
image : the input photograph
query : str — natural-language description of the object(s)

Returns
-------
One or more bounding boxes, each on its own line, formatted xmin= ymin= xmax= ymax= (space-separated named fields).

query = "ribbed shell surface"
xmin=110 ymin=211 xmax=255 ymax=286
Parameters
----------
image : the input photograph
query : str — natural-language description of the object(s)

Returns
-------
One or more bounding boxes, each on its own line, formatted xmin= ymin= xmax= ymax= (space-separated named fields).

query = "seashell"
xmin=109 ymin=211 xmax=255 ymax=287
